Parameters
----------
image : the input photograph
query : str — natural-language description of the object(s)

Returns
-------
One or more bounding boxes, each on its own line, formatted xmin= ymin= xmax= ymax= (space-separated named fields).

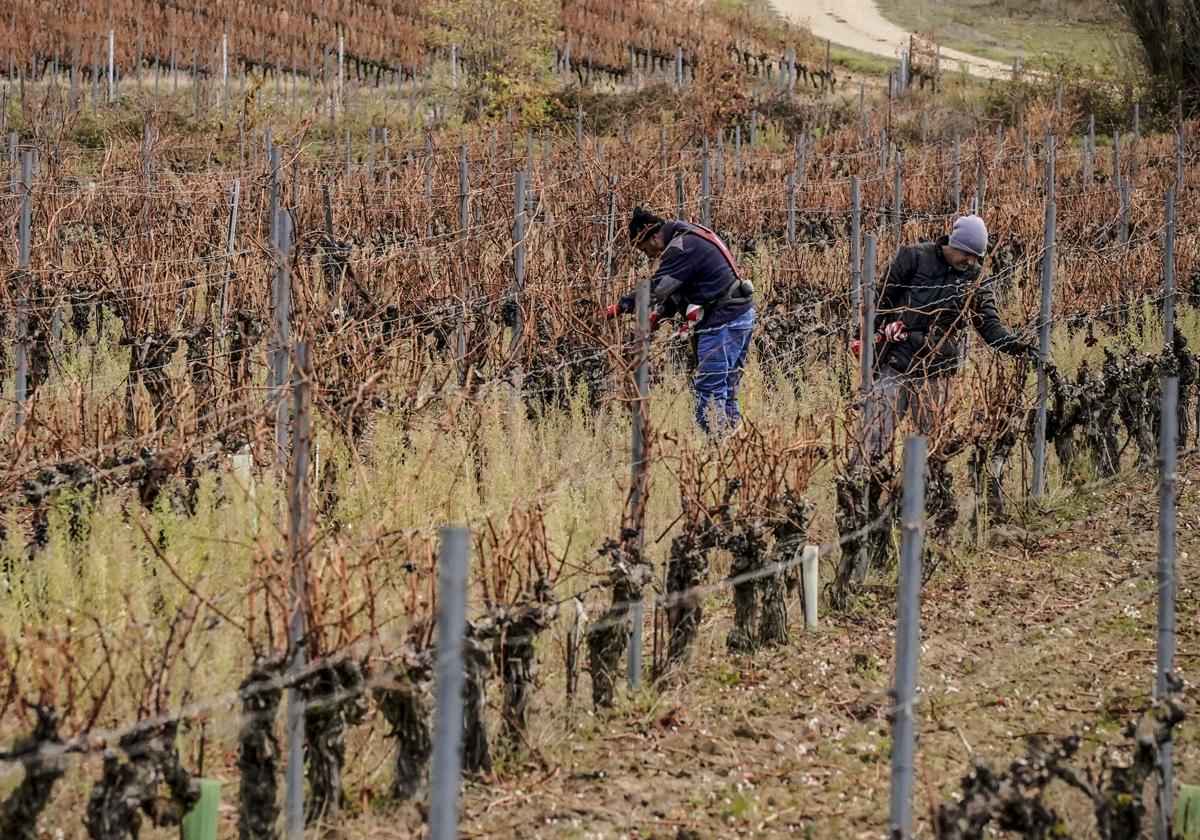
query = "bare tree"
xmin=1115 ymin=0 xmax=1200 ymax=110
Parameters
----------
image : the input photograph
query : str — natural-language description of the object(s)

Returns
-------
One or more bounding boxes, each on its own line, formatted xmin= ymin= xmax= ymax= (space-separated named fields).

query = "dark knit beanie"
xmin=628 ymin=206 xmax=665 ymax=245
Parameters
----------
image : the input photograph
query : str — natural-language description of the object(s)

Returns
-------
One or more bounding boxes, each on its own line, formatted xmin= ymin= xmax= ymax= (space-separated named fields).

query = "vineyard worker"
xmin=610 ymin=207 xmax=756 ymax=436
xmin=863 ymin=214 xmax=1047 ymax=461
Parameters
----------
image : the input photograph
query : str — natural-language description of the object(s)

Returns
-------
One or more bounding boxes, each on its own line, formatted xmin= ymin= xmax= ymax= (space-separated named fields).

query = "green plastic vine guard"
xmin=181 ymin=778 xmax=221 ymax=840
xmin=1177 ymin=784 xmax=1200 ymax=840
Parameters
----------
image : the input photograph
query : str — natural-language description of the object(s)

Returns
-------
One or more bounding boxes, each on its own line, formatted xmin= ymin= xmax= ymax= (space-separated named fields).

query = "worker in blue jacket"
xmin=610 ymin=207 xmax=756 ymax=435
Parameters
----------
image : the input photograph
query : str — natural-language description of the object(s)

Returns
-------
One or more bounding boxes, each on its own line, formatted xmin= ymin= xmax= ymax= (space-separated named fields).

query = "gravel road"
xmin=771 ymin=0 xmax=1010 ymax=79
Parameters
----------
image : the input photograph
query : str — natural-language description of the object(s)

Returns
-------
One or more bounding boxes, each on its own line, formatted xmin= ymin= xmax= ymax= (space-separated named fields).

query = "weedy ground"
xmin=328 ymin=458 xmax=1200 ymax=839
xmin=6 ymin=298 xmax=1197 ymax=839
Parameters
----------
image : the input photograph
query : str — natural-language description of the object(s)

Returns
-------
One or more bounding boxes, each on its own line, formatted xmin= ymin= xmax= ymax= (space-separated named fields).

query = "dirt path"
xmin=771 ymin=0 xmax=1010 ymax=79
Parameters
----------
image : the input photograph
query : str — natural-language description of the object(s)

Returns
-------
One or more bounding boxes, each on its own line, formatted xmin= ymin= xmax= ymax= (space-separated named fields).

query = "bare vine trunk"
xmin=237 ymin=657 xmax=285 ymax=840
xmin=587 ymin=536 xmax=651 ymax=707
xmin=0 ymin=705 xmax=66 ymax=840
xmin=84 ymin=723 xmax=199 ymax=840
xmin=372 ymin=654 xmax=432 ymax=802
xmin=302 ymin=659 xmax=367 ymax=827
xmin=665 ymin=531 xmax=710 ymax=667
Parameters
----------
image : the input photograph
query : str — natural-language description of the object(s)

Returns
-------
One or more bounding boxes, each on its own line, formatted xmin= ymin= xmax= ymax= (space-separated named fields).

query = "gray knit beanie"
xmin=948 ymin=214 xmax=988 ymax=258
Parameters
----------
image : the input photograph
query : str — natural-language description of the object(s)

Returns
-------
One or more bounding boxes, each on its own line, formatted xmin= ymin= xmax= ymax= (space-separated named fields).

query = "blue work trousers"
xmin=693 ymin=308 xmax=756 ymax=435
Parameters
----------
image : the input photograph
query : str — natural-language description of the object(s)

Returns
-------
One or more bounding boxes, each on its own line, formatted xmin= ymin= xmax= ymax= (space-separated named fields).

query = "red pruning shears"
xmin=850 ymin=322 xmax=906 ymax=358
xmin=606 ymin=303 xmax=666 ymax=332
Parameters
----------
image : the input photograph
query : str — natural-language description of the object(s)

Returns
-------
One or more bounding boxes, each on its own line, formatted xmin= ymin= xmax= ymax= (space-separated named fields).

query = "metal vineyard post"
xmin=889 ymin=435 xmax=927 ymax=839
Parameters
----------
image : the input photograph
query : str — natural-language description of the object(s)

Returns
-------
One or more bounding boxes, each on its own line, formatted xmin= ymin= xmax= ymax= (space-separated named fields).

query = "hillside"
xmin=0 ymin=0 xmax=1194 ymax=837
xmin=0 ymin=0 xmax=815 ymax=80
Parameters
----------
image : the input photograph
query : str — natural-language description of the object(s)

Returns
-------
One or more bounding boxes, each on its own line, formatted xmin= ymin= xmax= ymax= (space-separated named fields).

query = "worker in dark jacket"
xmin=612 ymin=207 xmax=756 ymax=435
xmin=863 ymin=214 xmax=1047 ymax=460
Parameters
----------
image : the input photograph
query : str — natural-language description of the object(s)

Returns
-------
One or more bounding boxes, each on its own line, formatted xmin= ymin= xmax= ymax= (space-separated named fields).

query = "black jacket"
xmin=877 ymin=236 xmax=1027 ymax=375
xmin=619 ymin=221 xmax=753 ymax=329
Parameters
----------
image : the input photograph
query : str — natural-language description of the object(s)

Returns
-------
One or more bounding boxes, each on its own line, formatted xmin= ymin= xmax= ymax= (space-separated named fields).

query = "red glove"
xmin=649 ymin=311 xmax=663 ymax=331
xmin=677 ymin=304 xmax=704 ymax=335
xmin=883 ymin=321 xmax=907 ymax=342
xmin=604 ymin=303 xmax=620 ymax=320
xmin=852 ymin=328 xmax=891 ymax=358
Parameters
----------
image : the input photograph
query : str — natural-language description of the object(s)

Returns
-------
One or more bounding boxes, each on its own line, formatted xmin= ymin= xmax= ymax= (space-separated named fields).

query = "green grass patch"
xmin=876 ymin=0 xmax=1132 ymax=74
xmin=829 ymin=45 xmax=895 ymax=77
